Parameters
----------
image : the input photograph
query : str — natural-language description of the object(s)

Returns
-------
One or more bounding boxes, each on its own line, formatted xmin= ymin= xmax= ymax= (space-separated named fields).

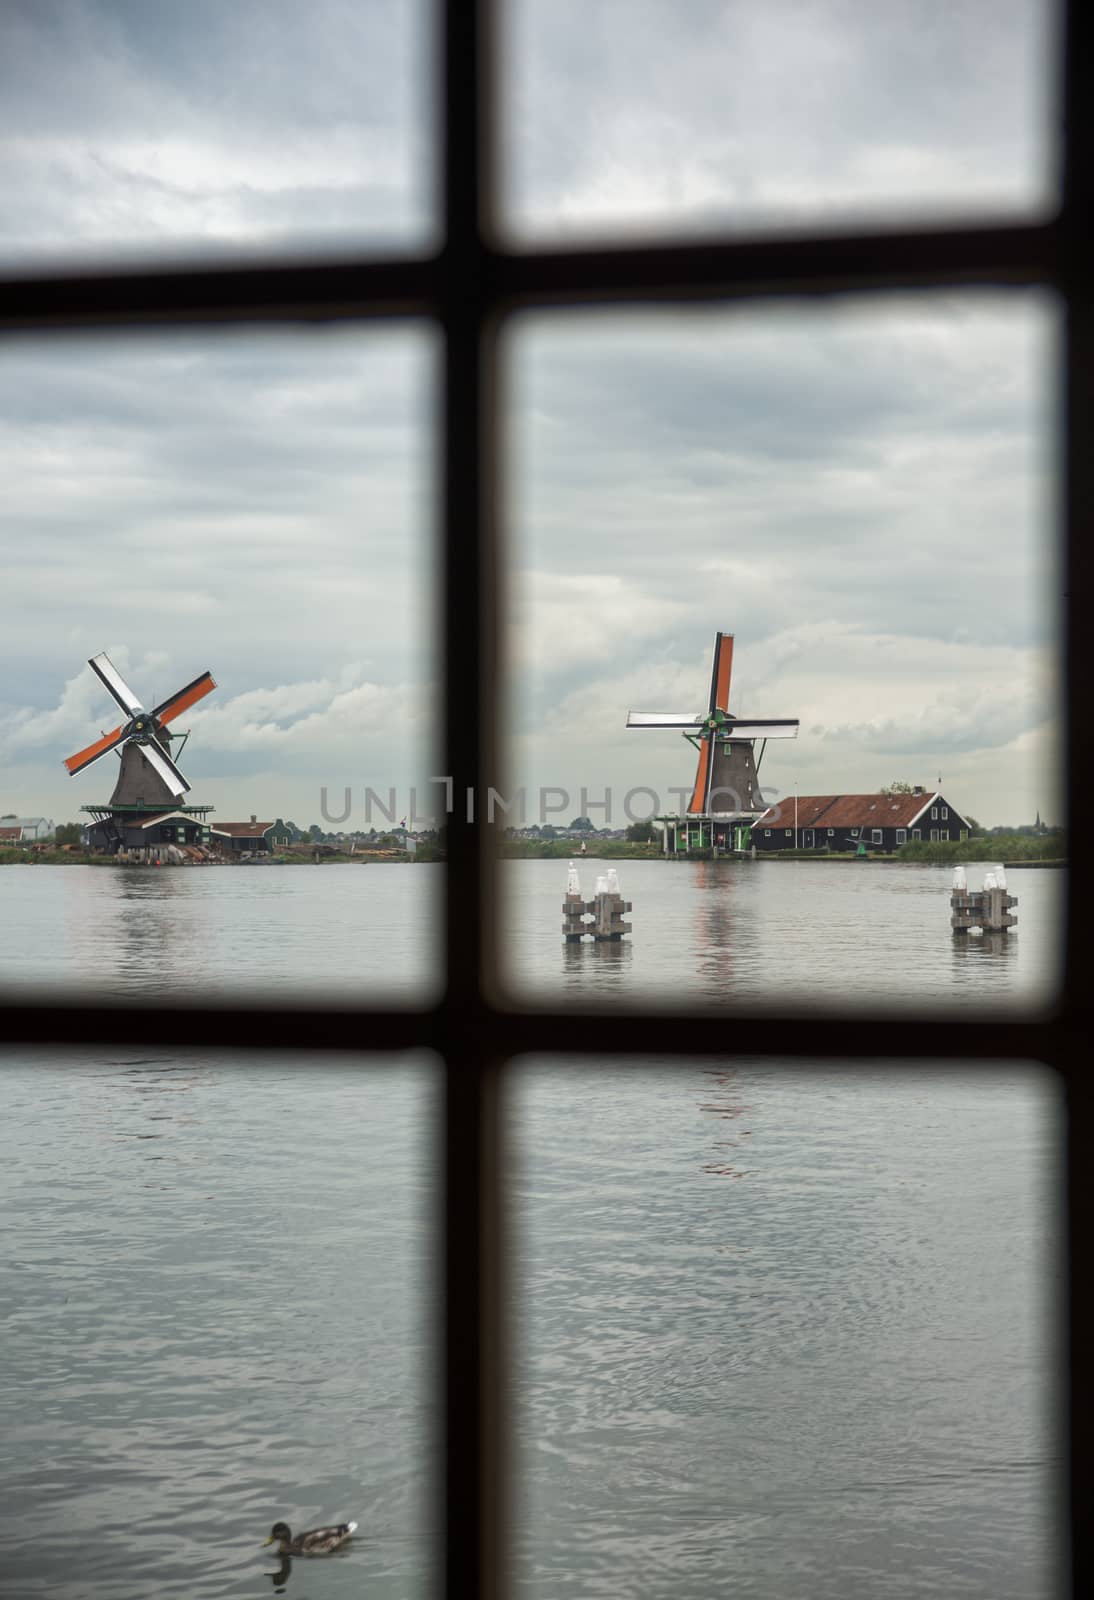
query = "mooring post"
xmin=562 ymin=864 xmax=633 ymax=941
xmin=562 ymin=860 xmax=586 ymax=942
xmin=951 ymin=864 xmax=1017 ymax=934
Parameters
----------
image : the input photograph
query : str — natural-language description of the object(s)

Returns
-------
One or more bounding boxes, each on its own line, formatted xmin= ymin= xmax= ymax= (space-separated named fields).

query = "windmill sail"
xmin=628 ymin=630 xmax=799 ymax=817
xmin=63 ymin=653 xmax=215 ymax=808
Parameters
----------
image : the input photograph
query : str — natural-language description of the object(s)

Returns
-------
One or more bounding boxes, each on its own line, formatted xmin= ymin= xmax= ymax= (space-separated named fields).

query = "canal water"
xmin=0 ymin=862 xmax=1065 ymax=1596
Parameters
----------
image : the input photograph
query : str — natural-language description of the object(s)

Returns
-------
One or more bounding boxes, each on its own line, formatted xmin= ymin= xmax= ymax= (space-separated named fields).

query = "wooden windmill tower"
xmin=63 ymin=652 xmax=217 ymax=856
xmin=626 ymin=631 xmax=798 ymax=852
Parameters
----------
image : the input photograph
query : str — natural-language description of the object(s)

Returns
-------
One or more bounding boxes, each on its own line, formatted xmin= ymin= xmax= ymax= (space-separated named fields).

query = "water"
xmin=0 ymin=1056 xmax=435 ymax=1599
xmin=0 ymin=861 xmax=1066 ymax=1596
xmin=511 ymin=1062 xmax=1062 ymax=1600
xmin=0 ymin=858 xmax=1062 ymax=1009
xmin=502 ymin=858 xmax=1063 ymax=1012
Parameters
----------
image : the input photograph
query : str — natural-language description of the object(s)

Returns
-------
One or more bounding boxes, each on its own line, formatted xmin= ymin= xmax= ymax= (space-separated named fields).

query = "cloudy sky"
xmin=0 ymin=1 xmax=1061 ymax=829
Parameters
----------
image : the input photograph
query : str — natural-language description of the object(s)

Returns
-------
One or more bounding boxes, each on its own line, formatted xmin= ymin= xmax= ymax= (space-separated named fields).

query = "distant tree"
xmin=880 ymin=780 xmax=916 ymax=795
xmin=308 ymin=824 xmax=325 ymax=841
xmin=626 ymin=820 xmax=654 ymax=843
xmin=569 ymin=816 xmax=595 ymax=833
xmin=541 ymin=824 xmax=559 ymax=840
xmin=54 ymin=822 xmax=82 ymax=845
xmin=964 ymin=815 xmax=984 ymax=836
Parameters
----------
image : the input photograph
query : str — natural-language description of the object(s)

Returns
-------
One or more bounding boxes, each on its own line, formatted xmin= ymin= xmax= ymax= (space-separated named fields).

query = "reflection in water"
xmin=63 ymin=866 xmax=198 ymax=998
xmin=560 ymin=938 xmax=634 ymax=992
xmin=266 ymin=1553 xmax=292 ymax=1590
xmin=696 ymin=1065 xmax=752 ymax=1180
xmin=7 ymin=861 xmax=440 ymax=1004
xmin=952 ymin=929 xmax=1021 ymax=969
xmin=74 ymin=1054 xmax=212 ymax=1191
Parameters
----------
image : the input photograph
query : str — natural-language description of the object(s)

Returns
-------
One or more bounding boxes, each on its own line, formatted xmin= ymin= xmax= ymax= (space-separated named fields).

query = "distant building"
xmin=210 ymin=817 xmax=275 ymax=855
xmin=752 ymin=790 xmax=971 ymax=853
xmin=0 ymin=815 xmax=53 ymax=841
xmin=267 ymin=819 xmax=299 ymax=848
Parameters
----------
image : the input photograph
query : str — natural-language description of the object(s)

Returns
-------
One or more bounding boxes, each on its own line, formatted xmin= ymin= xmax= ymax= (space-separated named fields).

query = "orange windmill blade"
xmin=63 ymin=723 xmax=125 ymax=776
xmin=153 ymin=671 xmax=217 ymax=725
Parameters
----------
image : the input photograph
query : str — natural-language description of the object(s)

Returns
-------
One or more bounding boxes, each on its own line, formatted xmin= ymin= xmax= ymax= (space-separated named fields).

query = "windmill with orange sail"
xmin=626 ymin=631 xmax=798 ymax=852
xmin=64 ymin=652 xmax=218 ymax=854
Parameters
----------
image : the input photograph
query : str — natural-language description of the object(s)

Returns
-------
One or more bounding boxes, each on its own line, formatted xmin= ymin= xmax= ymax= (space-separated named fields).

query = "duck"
xmin=263 ymin=1519 xmax=358 ymax=1555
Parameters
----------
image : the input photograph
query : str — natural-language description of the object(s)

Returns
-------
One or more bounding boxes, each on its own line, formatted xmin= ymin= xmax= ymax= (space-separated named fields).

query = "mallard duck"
xmin=263 ymin=1519 xmax=357 ymax=1555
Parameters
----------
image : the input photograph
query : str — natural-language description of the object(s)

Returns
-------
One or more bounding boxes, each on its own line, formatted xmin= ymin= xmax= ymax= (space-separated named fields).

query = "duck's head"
xmin=264 ymin=1523 xmax=291 ymax=1549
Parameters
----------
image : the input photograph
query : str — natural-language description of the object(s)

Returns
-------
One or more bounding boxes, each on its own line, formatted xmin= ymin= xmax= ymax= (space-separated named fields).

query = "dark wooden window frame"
xmin=0 ymin=4 xmax=1090 ymax=1596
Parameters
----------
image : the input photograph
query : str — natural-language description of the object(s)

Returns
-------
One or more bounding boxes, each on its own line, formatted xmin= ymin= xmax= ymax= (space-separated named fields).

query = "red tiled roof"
xmin=755 ymin=795 xmax=841 ymax=829
xmin=211 ymin=821 xmax=274 ymax=837
xmin=755 ymin=792 xmax=953 ymax=829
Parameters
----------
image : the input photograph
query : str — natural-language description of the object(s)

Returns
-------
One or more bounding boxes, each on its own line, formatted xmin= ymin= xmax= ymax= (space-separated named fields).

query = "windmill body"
xmin=627 ymin=632 xmax=799 ymax=853
xmin=64 ymin=653 xmax=217 ymax=856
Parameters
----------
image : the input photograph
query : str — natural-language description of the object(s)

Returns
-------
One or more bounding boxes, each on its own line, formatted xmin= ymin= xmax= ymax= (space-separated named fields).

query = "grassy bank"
xmin=500 ymin=840 xmax=660 ymax=860
xmin=897 ymin=834 xmax=1065 ymax=865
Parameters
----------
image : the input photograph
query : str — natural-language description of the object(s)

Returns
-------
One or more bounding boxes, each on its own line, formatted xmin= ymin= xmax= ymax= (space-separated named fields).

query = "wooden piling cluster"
xmin=951 ymin=867 xmax=1018 ymax=934
xmin=562 ymin=864 xmax=633 ymax=942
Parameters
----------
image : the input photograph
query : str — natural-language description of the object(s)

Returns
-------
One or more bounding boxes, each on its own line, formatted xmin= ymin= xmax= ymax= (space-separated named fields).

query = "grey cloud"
xmin=0 ymin=0 xmax=430 ymax=262
xmin=505 ymin=0 xmax=1054 ymax=236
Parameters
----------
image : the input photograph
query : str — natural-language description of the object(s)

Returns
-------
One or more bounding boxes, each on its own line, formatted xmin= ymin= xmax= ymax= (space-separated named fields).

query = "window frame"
xmin=0 ymin=5 xmax=1089 ymax=1598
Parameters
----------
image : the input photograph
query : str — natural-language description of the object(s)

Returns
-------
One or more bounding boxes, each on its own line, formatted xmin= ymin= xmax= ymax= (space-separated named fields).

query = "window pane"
xmin=0 ymin=0 xmax=432 ymax=269
xmin=512 ymin=1059 xmax=1063 ymax=1599
xmin=500 ymin=293 xmax=1062 ymax=1012
xmin=501 ymin=0 xmax=1058 ymax=243
xmin=0 ymin=1050 xmax=436 ymax=1598
xmin=0 ymin=327 xmax=440 ymax=1004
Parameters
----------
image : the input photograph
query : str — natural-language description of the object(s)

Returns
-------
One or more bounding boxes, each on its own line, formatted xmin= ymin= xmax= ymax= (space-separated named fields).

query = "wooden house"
xmin=751 ymin=790 xmax=972 ymax=853
xmin=209 ymin=818 xmax=275 ymax=855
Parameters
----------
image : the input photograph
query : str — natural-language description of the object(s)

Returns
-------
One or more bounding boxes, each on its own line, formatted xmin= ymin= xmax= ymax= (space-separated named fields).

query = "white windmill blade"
xmin=724 ymin=720 xmax=799 ymax=740
xmin=626 ymin=712 xmax=702 ymax=728
xmin=136 ymin=738 xmax=190 ymax=797
xmin=89 ymin=653 xmax=144 ymax=716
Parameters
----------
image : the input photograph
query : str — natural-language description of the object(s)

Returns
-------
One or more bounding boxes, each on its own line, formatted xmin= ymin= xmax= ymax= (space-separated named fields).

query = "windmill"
xmin=626 ymin=631 xmax=798 ymax=851
xmin=64 ymin=653 xmax=217 ymax=854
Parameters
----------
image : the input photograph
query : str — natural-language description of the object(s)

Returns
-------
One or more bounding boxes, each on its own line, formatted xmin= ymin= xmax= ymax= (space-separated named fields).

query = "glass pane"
xmin=501 ymin=0 xmax=1059 ymax=243
xmin=500 ymin=293 xmax=1062 ymax=1012
xmin=512 ymin=1059 xmax=1063 ymax=1599
xmin=0 ymin=0 xmax=432 ymax=269
xmin=0 ymin=327 xmax=440 ymax=1004
xmin=0 ymin=1050 xmax=436 ymax=1598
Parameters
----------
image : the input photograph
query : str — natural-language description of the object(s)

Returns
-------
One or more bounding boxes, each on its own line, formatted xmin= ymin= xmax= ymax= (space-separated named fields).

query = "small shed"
xmin=210 ymin=817 xmax=275 ymax=855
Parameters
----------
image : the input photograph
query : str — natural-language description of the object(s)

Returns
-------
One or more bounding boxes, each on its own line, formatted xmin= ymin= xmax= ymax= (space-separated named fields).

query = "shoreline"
xmin=1 ymin=850 xmax=1068 ymax=870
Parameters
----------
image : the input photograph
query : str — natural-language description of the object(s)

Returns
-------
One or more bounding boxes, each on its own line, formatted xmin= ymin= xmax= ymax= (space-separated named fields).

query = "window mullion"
xmin=441 ymin=2 xmax=506 ymax=1599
